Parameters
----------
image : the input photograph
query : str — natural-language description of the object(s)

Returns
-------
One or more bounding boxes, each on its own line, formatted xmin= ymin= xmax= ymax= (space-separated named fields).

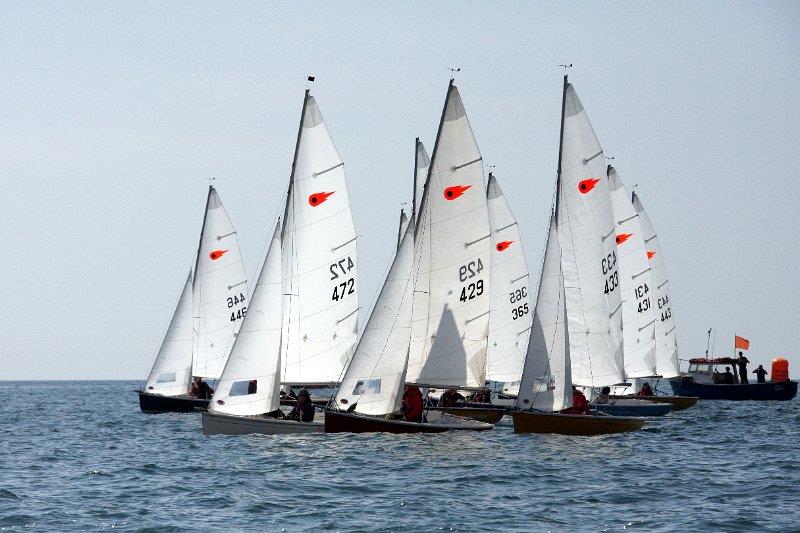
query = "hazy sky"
xmin=2 ymin=1 xmax=798 ymax=380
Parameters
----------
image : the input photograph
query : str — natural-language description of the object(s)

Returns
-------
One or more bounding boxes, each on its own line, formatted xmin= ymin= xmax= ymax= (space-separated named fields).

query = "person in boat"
xmin=562 ymin=387 xmax=590 ymax=415
xmin=439 ymin=388 xmax=465 ymax=407
xmin=471 ymin=387 xmax=492 ymax=404
xmin=247 ymin=379 xmax=257 ymax=395
xmin=753 ymin=364 xmax=768 ymax=384
xmin=737 ymin=352 xmax=750 ymax=384
xmin=723 ymin=367 xmax=736 ymax=384
xmin=637 ymin=382 xmax=654 ymax=396
xmin=401 ymin=385 xmax=424 ymax=423
xmin=285 ymin=388 xmax=315 ymax=422
xmin=595 ymin=386 xmax=611 ymax=404
xmin=189 ymin=377 xmax=214 ymax=399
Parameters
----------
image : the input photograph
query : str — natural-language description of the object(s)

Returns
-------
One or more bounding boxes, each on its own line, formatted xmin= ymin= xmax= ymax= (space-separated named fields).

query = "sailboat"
xmin=202 ymin=87 xmax=358 ymax=435
xmin=404 ymin=80 xmax=505 ymax=424
xmin=486 ymin=172 xmax=532 ymax=399
xmin=139 ymin=185 xmax=247 ymax=413
xmin=513 ymin=76 xmax=644 ymax=435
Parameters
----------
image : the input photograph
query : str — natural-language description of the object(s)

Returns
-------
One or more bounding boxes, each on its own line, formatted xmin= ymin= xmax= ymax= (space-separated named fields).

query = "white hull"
xmin=202 ymin=411 xmax=324 ymax=435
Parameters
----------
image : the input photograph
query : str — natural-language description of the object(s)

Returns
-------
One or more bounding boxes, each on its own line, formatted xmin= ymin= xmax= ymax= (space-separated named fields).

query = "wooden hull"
xmin=512 ymin=411 xmax=645 ymax=435
xmin=202 ymin=411 xmax=323 ymax=435
xmin=669 ymin=377 xmax=798 ymax=401
xmin=593 ymin=400 xmax=672 ymax=417
xmin=138 ymin=391 xmax=208 ymax=413
xmin=426 ymin=405 xmax=506 ymax=424
xmin=611 ymin=394 xmax=698 ymax=411
xmin=324 ymin=410 xmax=494 ymax=433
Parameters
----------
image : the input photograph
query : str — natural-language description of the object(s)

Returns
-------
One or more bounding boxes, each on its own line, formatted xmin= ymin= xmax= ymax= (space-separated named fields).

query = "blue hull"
xmin=592 ymin=402 xmax=673 ymax=417
xmin=669 ymin=377 xmax=798 ymax=401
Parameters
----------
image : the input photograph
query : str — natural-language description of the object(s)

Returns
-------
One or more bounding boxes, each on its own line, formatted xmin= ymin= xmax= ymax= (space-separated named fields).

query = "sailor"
xmin=189 ymin=377 xmax=214 ymax=399
xmin=737 ymin=352 xmax=750 ymax=384
xmin=471 ymin=387 xmax=491 ymax=404
xmin=439 ymin=388 xmax=465 ymax=407
xmin=401 ymin=385 xmax=424 ymax=423
xmin=286 ymin=389 xmax=315 ymax=422
xmin=247 ymin=379 xmax=257 ymax=395
xmin=637 ymin=382 xmax=654 ymax=396
xmin=723 ymin=367 xmax=735 ymax=384
xmin=595 ymin=386 xmax=612 ymax=404
xmin=753 ymin=364 xmax=768 ymax=383
xmin=562 ymin=387 xmax=590 ymax=415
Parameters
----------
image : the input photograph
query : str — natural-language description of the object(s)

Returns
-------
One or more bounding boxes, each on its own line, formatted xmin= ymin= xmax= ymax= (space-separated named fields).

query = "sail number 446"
xmin=228 ymin=292 xmax=247 ymax=322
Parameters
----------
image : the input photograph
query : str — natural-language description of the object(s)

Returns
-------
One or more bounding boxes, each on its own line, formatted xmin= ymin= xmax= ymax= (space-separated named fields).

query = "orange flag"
xmin=734 ymin=335 xmax=750 ymax=350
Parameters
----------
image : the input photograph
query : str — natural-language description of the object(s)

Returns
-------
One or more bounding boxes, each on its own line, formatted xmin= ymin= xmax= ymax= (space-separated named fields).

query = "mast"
xmin=412 ymin=137 xmax=419 ymax=225
xmin=281 ymin=89 xmax=311 ymax=239
xmin=192 ymin=185 xmax=213 ymax=290
xmin=554 ymin=75 xmax=568 ymax=219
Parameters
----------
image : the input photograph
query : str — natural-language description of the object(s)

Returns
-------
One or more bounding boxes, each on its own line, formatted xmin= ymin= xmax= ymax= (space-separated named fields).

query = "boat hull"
xmin=426 ymin=405 xmax=506 ymax=424
xmin=593 ymin=400 xmax=672 ymax=417
xmin=138 ymin=391 xmax=208 ymax=413
xmin=202 ymin=411 xmax=323 ymax=435
xmin=324 ymin=410 xmax=493 ymax=433
xmin=611 ymin=394 xmax=698 ymax=411
xmin=669 ymin=377 xmax=798 ymax=401
xmin=512 ymin=411 xmax=645 ymax=435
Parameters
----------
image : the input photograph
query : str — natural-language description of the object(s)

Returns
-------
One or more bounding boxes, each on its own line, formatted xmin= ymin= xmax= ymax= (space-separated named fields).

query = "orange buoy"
xmin=771 ymin=357 xmax=790 ymax=382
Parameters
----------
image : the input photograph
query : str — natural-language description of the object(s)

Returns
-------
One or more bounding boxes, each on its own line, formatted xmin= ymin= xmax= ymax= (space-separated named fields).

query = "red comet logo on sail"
xmin=496 ymin=240 xmax=514 ymax=252
xmin=615 ymin=233 xmax=633 ymax=245
xmin=209 ymin=249 xmax=229 ymax=260
xmin=578 ymin=178 xmax=600 ymax=194
xmin=308 ymin=191 xmax=335 ymax=206
xmin=647 ymin=251 xmax=656 ymax=260
xmin=443 ymin=185 xmax=472 ymax=200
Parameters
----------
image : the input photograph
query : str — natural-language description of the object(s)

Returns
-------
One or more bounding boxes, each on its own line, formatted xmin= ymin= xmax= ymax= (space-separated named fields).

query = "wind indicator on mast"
xmin=306 ymin=75 xmax=315 ymax=89
xmin=449 ymin=67 xmax=461 ymax=80
xmin=558 ymin=63 xmax=573 ymax=72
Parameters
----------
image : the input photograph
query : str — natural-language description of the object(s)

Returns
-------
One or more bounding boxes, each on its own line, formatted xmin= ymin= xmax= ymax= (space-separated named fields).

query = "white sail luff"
xmin=407 ymin=83 xmax=492 ymax=388
xmin=144 ymin=270 xmax=194 ymax=396
xmin=335 ymin=222 xmax=416 ymax=415
xmin=515 ymin=215 xmax=571 ymax=412
xmin=633 ymin=191 xmax=680 ymax=377
xmin=209 ymin=223 xmax=283 ymax=416
xmin=281 ymin=93 xmax=359 ymax=385
xmin=486 ymin=174 xmax=532 ymax=383
xmin=608 ymin=166 xmax=657 ymax=378
xmin=192 ymin=186 xmax=248 ymax=379
xmin=557 ymin=82 xmax=625 ymax=388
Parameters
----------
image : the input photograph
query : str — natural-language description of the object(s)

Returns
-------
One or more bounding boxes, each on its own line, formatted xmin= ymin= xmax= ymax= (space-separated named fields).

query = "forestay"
xmin=192 ymin=186 xmax=248 ymax=379
xmin=633 ymin=191 xmax=680 ymax=377
xmin=335 ymin=222 xmax=416 ymax=415
xmin=407 ymin=82 xmax=492 ymax=388
xmin=209 ymin=223 xmax=283 ymax=416
xmin=556 ymin=80 xmax=625 ymax=387
xmin=144 ymin=270 xmax=195 ymax=396
xmin=515 ymin=215 xmax=571 ymax=412
xmin=281 ymin=92 xmax=359 ymax=385
xmin=608 ymin=166 xmax=657 ymax=378
xmin=486 ymin=173 xmax=532 ymax=384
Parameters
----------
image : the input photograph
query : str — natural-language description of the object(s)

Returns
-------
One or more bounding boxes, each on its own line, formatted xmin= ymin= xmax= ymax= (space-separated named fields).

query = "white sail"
xmin=192 ymin=186 xmax=248 ymax=379
xmin=209 ymin=223 xmax=283 ymax=416
xmin=335 ymin=222 xmax=416 ymax=415
xmin=557 ymin=81 xmax=625 ymax=387
xmin=407 ymin=82 xmax=491 ymax=388
xmin=281 ymin=92 xmax=358 ymax=385
xmin=397 ymin=209 xmax=410 ymax=249
xmin=515 ymin=215 xmax=571 ymax=412
xmin=486 ymin=173 xmax=532 ymax=384
xmin=608 ymin=166 xmax=657 ymax=378
xmin=412 ymin=140 xmax=430 ymax=224
xmin=144 ymin=270 xmax=194 ymax=396
xmin=633 ymin=191 xmax=680 ymax=377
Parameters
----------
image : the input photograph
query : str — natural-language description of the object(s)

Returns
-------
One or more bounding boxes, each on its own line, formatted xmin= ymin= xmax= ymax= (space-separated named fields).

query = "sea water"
xmin=1 ymin=381 xmax=798 ymax=531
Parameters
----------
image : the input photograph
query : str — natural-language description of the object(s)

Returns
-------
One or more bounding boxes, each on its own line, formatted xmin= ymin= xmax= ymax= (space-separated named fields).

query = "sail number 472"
xmin=330 ymin=256 xmax=356 ymax=301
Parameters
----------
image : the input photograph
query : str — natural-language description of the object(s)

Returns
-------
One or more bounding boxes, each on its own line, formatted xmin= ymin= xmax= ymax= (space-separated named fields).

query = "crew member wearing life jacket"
xmin=401 ymin=385 xmax=423 ymax=423
xmin=562 ymin=387 xmax=590 ymax=415
xmin=753 ymin=365 xmax=768 ymax=383
xmin=637 ymin=382 xmax=654 ymax=396
xmin=189 ymin=377 xmax=214 ymax=400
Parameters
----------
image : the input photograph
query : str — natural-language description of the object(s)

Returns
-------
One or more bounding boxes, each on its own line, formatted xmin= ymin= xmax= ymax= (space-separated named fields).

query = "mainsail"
xmin=334 ymin=222 xmax=416 ymax=415
xmin=486 ymin=173 xmax=532 ymax=384
xmin=209 ymin=223 xmax=283 ymax=416
xmin=515 ymin=214 xmax=571 ymax=412
xmin=608 ymin=166 xmax=657 ymax=378
xmin=281 ymin=91 xmax=359 ymax=385
xmin=632 ymin=190 xmax=680 ymax=377
xmin=556 ymin=78 xmax=625 ymax=387
xmin=412 ymin=139 xmax=430 ymax=225
xmin=192 ymin=186 xmax=248 ymax=379
xmin=144 ymin=270 xmax=194 ymax=396
xmin=407 ymin=81 xmax=492 ymax=388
